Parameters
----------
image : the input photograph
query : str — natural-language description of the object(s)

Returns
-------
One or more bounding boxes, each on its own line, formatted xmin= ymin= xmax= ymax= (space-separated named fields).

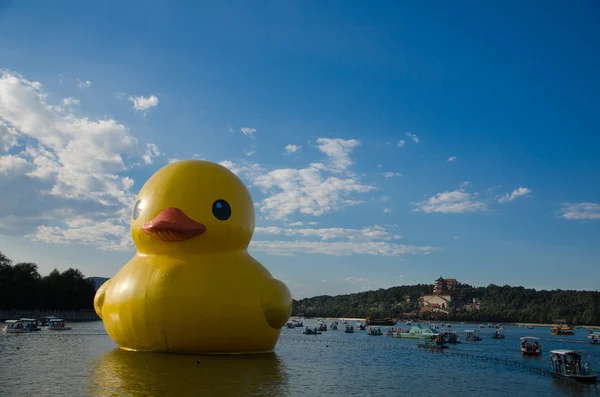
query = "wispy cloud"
xmin=559 ymin=202 xmax=600 ymax=220
xmin=406 ymin=132 xmax=419 ymax=143
xmin=397 ymin=140 xmax=405 ymax=147
xmin=498 ymin=187 xmax=532 ymax=203
xmin=383 ymin=172 xmax=403 ymax=178
xmin=447 ymin=156 xmax=456 ymax=162
xmin=240 ymin=127 xmax=256 ymax=137
xmin=76 ymin=79 xmax=92 ymax=89
xmin=129 ymin=95 xmax=159 ymax=111
xmin=414 ymin=190 xmax=487 ymax=214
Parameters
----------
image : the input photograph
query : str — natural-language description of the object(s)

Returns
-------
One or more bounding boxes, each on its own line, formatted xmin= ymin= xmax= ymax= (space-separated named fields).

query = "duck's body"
xmin=97 ymin=252 xmax=290 ymax=354
xmin=94 ymin=160 xmax=292 ymax=354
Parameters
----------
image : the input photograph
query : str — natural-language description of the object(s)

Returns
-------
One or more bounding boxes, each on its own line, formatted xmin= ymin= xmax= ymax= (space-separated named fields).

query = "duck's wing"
xmin=93 ymin=279 xmax=111 ymax=319
xmin=261 ymin=278 xmax=293 ymax=329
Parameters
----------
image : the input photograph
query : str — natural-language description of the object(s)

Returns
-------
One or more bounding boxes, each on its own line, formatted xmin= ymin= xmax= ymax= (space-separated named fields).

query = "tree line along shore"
xmin=2 ymin=251 xmax=598 ymax=326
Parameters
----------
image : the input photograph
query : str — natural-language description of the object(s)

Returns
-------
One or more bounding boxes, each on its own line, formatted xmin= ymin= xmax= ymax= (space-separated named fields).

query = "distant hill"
xmin=87 ymin=277 xmax=110 ymax=291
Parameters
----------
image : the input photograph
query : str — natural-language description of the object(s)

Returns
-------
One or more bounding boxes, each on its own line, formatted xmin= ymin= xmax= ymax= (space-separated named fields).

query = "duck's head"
xmin=131 ymin=160 xmax=255 ymax=255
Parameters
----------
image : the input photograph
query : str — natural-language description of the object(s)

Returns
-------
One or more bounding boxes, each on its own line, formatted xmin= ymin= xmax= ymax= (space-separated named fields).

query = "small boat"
xmin=2 ymin=320 xmax=31 ymax=333
xmin=589 ymin=332 xmax=600 ymax=345
xmin=405 ymin=321 xmax=412 ymax=326
xmin=491 ymin=330 xmax=505 ymax=339
xmin=344 ymin=325 xmax=354 ymax=333
xmin=358 ymin=323 xmax=366 ymax=331
xmin=46 ymin=319 xmax=72 ymax=331
xmin=317 ymin=321 xmax=327 ymax=332
xmin=366 ymin=317 xmax=396 ymax=326
xmin=478 ymin=324 xmax=485 ymax=329
xmin=464 ymin=330 xmax=482 ymax=341
xmin=446 ymin=324 xmax=451 ymax=328
xmin=20 ymin=318 xmax=41 ymax=331
xmin=38 ymin=316 xmax=58 ymax=327
xmin=303 ymin=327 xmax=322 ymax=335
xmin=292 ymin=319 xmax=303 ymax=327
xmin=527 ymin=325 xmax=534 ymax=330
xmin=551 ymin=321 xmax=575 ymax=336
xmin=520 ymin=337 xmax=542 ymax=356
xmin=342 ymin=321 xmax=348 ymax=325
xmin=440 ymin=330 xmax=461 ymax=344
xmin=418 ymin=334 xmax=449 ymax=350
xmin=367 ymin=327 xmax=383 ymax=336
xmin=285 ymin=322 xmax=295 ymax=329
xmin=549 ymin=350 xmax=598 ymax=383
xmin=331 ymin=324 xmax=338 ymax=330
xmin=392 ymin=325 xmax=440 ymax=339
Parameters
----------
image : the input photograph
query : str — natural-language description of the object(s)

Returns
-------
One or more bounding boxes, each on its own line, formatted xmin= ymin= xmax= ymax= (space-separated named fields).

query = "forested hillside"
xmin=293 ymin=283 xmax=600 ymax=325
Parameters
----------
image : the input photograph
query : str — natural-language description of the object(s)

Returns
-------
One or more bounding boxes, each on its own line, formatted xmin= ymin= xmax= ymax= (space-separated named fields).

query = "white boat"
xmin=20 ymin=318 xmax=41 ymax=331
xmin=2 ymin=320 xmax=31 ymax=333
xmin=46 ymin=319 xmax=72 ymax=331
xmin=549 ymin=350 xmax=598 ymax=383
xmin=520 ymin=336 xmax=542 ymax=356
xmin=38 ymin=316 xmax=58 ymax=326
xmin=589 ymin=332 xmax=600 ymax=345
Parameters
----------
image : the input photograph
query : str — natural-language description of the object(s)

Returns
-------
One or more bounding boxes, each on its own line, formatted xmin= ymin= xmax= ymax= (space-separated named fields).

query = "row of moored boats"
xmin=2 ymin=316 xmax=72 ymax=333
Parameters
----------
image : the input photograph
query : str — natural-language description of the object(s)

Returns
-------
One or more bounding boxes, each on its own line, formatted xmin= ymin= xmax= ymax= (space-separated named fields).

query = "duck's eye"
xmin=132 ymin=200 xmax=143 ymax=220
xmin=212 ymin=199 xmax=231 ymax=221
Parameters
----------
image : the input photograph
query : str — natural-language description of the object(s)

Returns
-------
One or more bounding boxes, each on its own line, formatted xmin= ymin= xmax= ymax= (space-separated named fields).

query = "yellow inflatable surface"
xmin=94 ymin=160 xmax=293 ymax=354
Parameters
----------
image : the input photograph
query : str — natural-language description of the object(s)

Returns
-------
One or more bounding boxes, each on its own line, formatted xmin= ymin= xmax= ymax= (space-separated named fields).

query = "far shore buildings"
xmin=420 ymin=276 xmax=456 ymax=314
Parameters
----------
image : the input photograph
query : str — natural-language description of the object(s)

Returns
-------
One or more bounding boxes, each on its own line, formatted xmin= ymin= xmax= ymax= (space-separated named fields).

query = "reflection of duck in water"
xmin=88 ymin=349 xmax=288 ymax=396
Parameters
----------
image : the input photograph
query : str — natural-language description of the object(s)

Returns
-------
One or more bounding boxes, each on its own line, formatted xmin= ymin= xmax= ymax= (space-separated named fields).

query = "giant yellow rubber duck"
xmin=94 ymin=160 xmax=293 ymax=354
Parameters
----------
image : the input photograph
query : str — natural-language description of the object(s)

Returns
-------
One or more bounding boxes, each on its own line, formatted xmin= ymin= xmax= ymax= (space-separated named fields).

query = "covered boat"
xmin=46 ymin=319 xmax=72 ymax=331
xmin=549 ymin=350 xmax=598 ymax=383
xmin=38 ymin=316 xmax=57 ymax=327
xmin=392 ymin=325 xmax=440 ymax=339
xmin=344 ymin=325 xmax=354 ymax=333
xmin=520 ymin=337 xmax=541 ymax=356
xmin=303 ymin=327 xmax=322 ymax=335
xmin=2 ymin=320 xmax=30 ymax=333
xmin=491 ymin=330 xmax=505 ymax=339
xmin=367 ymin=327 xmax=383 ymax=336
xmin=464 ymin=330 xmax=482 ymax=341
xmin=589 ymin=332 xmax=600 ymax=345
xmin=20 ymin=318 xmax=41 ymax=331
xmin=551 ymin=320 xmax=575 ymax=336
xmin=440 ymin=330 xmax=461 ymax=344
xmin=418 ymin=334 xmax=449 ymax=350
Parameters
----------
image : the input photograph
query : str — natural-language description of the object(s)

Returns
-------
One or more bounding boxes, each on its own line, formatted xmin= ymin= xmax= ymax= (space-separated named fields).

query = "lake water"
xmin=1 ymin=320 xmax=598 ymax=396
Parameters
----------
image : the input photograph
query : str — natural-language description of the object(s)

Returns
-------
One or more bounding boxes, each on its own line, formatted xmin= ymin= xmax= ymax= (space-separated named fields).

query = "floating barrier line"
xmin=279 ymin=337 xmax=599 ymax=395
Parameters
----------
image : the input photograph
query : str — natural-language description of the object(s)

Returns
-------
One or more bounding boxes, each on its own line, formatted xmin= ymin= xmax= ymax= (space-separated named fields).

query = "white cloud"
xmin=251 ymin=240 xmax=436 ymax=257
xmin=61 ymin=97 xmax=80 ymax=107
xmin=255 ymin=225 xmax=402 ymax=241
xmin=141 ymin=143 xmax=161 ymax=165
xmin=246 ymin=150 xmax=256 ymax=157
xmin=406 ymin=132 xmax=419 ymax=143
xmin=251 ymin=224 xmax=439 ymax=257
xmin=0 ymin=71 xmax=155 ymax=250
xmin=77 ymin=79 xmax=92 ymax=89
xmin=377 ymin=164 xmax=382 ymax=168
xmin=414 ymin=190 xmax=487 ymax=214
xmin=383 ymin=208 xmax=392 ymax=213
xmin=168 ymin=158 xmax=180 ymax=164
xmin=287 ymin=221 xmax=304 ymax=227
xmin=397 ymin=140 xmax=405 ymax=147
xmin=447 ymin=156 xmax=456 ymax=162
xmin=559 ymin=203 xmax=600 ymax=220
xmin=498 ymin=187 xmax=532 ymax=203
xmin=227 ymin=124 xmax=234 ymax=133
xmin=240 ymin=127 xmax=256 ymax=137
xmin=315 ymin=138 xmax=360 ymax=171
xmin=343 ymin=277 xmax=373 ymax=284
xmin=383 ymin=172 xmax=403 ymax=178
xmin=128 ymin=95 xmax=159 ymax=111
xmin=284 ymin=144 xmax=301 ymax=154
xmin=460 ymin=181 xmax=471 ymax=189
xmin=380 ymin=195 xmax=389 ymax=202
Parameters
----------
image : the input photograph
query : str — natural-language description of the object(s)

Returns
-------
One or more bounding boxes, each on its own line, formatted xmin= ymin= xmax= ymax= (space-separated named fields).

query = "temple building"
xmin=420 ymin=276 xmax=455 ymax=314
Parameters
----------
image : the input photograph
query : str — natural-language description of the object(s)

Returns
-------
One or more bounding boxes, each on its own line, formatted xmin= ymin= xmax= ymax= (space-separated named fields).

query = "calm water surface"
xmin=1 ymin=320 xmax=598 ymax=396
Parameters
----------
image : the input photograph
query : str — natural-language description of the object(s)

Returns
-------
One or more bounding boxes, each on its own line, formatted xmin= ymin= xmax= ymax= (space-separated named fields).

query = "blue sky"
xmin=0 ymin=1 xmax=599 ymax=297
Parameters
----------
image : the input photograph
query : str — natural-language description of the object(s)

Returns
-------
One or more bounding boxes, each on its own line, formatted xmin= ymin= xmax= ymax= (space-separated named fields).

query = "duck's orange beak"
xmin=142 ymin=208 xmax=206 ymax=242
